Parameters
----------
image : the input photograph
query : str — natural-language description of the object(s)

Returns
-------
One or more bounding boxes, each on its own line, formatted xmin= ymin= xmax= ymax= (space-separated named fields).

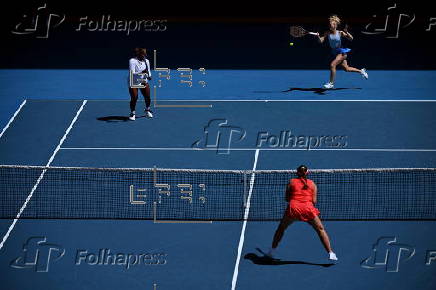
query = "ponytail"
xmin=296 ymin=165 xmax=309 ymax=189
xmin=301 ymin=176 xmax=309 ymax=189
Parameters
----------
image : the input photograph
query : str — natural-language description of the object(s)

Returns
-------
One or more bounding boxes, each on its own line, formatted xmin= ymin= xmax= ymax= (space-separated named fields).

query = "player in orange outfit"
xmin=267 ymin=165 xmax=338 ymax=261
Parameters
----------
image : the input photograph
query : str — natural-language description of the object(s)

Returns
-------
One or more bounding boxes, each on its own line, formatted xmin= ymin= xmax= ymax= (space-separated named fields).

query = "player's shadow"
xmin=254 ymin=87 xmax=362 ymax=96
xmin=96 ymin=115 xmax=146 ymax=122
xmin=282 ymin=87 xmax=362 ymax=95
xmin=244 ymin=249 xmax=335 ymax=267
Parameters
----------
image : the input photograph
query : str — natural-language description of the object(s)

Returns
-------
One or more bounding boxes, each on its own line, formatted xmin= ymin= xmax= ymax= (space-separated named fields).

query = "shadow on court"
xmin=96 ymin=115 xmax=147 ymax=122
xmin=254 ymin=87 xmax=362 ymax=95
xmin=244 ymin=251 xmax=335 ymax=267
xmin=283 ymin=87 xmax=362 ymax=95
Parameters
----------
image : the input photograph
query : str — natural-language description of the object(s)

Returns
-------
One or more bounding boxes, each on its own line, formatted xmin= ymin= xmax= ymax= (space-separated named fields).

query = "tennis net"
xmin=1 ymin=165 xmax=435 ymax=220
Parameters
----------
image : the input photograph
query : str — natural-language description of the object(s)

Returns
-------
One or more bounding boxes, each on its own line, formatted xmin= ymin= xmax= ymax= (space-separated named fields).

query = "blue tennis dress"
xmin=328 ymin=31 xmax=351 ymax=55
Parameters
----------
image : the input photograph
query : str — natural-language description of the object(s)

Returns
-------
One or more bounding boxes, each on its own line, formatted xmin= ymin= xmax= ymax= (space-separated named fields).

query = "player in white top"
xmin=128 ymin=48 xmax=153 ymax=120
xmin=316 ymin=15 xmax=368 ymax=89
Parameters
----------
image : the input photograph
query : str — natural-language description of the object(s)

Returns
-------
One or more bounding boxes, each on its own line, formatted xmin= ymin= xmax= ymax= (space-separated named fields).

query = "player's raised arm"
xmin=341 ymin=26 xmax=353 ymax=41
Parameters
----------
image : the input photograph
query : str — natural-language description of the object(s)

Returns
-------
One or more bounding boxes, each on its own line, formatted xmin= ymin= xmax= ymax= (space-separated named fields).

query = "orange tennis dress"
xmin=286 ymin=178 xmax=320 ymax=221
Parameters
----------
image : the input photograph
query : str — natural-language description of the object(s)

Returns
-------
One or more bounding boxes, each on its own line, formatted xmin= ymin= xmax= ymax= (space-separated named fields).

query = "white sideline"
xmin=0 ymin=100 xmax=27 ymax=139
xmin=26 ymin=98 xmax=436 ymax=102
xmin=73 ymin=99 xmax=436 ymax=102
xmin=60 ymin=147 xmax=436 ymax=152
xmin=231 ymin=149 xmax=259 ymax=290
xmin=0 ymin=100 xmax=87 ymax=251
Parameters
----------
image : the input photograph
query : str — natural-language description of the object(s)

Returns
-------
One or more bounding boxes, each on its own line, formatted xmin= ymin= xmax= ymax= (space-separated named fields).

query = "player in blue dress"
xmin=316 ymin=15 xmax=368 ymax=89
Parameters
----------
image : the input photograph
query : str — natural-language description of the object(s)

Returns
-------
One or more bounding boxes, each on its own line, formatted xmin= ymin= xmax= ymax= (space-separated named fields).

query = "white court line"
xmin=60 ymin=147 xmax=436 ymax=152
xmin=231 ymin=149 xmax=259 ymax=290
xmin=0 ymin=100 xmax=87 ymax=251
xmin=0 ymin=100 xmax=27 ymax=139
xmin=28 ymin=99 xmax=436 ymax=102
xmin=144 ymin=99 xmax=436 ymax=102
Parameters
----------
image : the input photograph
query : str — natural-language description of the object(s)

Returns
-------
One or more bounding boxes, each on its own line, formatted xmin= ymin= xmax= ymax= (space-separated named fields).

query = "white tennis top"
xmin=128 ymin=57 xmax=151 ymax=84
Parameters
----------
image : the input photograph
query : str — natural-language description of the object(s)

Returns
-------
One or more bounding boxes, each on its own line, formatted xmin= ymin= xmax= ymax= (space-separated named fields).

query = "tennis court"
xmin=0 ymin=69 xmax=436 ymax=290
xmin=2 ymin=1 xmax=436 ymax=287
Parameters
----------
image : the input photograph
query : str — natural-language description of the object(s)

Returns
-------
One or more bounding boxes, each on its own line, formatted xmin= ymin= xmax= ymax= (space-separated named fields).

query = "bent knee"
xmin=313 ymin=224 xmax=325 ymax=232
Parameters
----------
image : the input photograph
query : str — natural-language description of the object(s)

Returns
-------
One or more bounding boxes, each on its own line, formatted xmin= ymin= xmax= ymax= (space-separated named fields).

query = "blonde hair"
xmin=329 ymin=15 xmax=341 ymax=25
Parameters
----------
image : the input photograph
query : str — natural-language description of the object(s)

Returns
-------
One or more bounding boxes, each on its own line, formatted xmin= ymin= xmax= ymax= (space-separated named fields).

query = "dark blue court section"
xmin=0 ymin=101 xmax=83 ymax=165
xmin=1 ymin=94 xmax=436 ymax=289
xmin=238 ymin=221 xmax=436 ymax=290
xmin=61 ymin=100 xmax=436 ymax=150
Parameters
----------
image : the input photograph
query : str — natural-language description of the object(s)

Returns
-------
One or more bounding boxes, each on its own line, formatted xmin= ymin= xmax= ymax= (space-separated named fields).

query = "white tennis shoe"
xmin=323 ymin=82 xmax=334 ymax=89
xmin=361 ymin=68 xmax=368 ymax=80
xmin=145 ymin=109 xmax=153 ymax=118
xmin=129 ymin=112 xmax=136 ymax=121
xmin=328 ymin=252 xmax=338 ymax=261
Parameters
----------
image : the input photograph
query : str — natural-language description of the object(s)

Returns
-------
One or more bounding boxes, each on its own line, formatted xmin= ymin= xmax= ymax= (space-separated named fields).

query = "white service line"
xmin=74 ymin=99 xmax=436 ymax=102
xmin=0 ymin=100 xmax=87 ymax=251
xmin=231 ymin=149 xmax=259 ymax=290
xmin=0 ymin=100 xmax=27 ymax=139
xmin=147 ymin=99 xmax=436 ymax=102
xmin=60 ymin=147 xmax=436 ymax=152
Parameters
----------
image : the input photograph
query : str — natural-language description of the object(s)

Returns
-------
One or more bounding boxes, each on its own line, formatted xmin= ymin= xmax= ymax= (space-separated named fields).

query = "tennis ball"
xmin=289 ymin=42 xmax=294 ymax=46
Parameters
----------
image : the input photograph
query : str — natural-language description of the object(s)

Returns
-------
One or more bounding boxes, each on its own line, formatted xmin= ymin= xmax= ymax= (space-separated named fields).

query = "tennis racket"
xmin=290 ymin=26 xmax=318 ymax=37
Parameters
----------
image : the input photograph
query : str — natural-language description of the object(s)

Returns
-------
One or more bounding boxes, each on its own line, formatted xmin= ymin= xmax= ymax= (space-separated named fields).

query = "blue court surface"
xmin=1 ymin=70 xmax=436 ymax=290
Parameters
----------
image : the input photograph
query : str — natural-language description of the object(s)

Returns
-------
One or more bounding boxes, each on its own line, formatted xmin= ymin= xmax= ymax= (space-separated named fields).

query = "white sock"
xmin=131 ymin=111 xmax=136 ymax=115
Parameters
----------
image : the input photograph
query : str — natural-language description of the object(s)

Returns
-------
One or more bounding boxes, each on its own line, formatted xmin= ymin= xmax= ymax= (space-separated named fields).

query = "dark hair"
xmin=134 ymin=47 xmax=147 ymax=57
xmin=296 ymin=165 xmax=309 ymax=189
